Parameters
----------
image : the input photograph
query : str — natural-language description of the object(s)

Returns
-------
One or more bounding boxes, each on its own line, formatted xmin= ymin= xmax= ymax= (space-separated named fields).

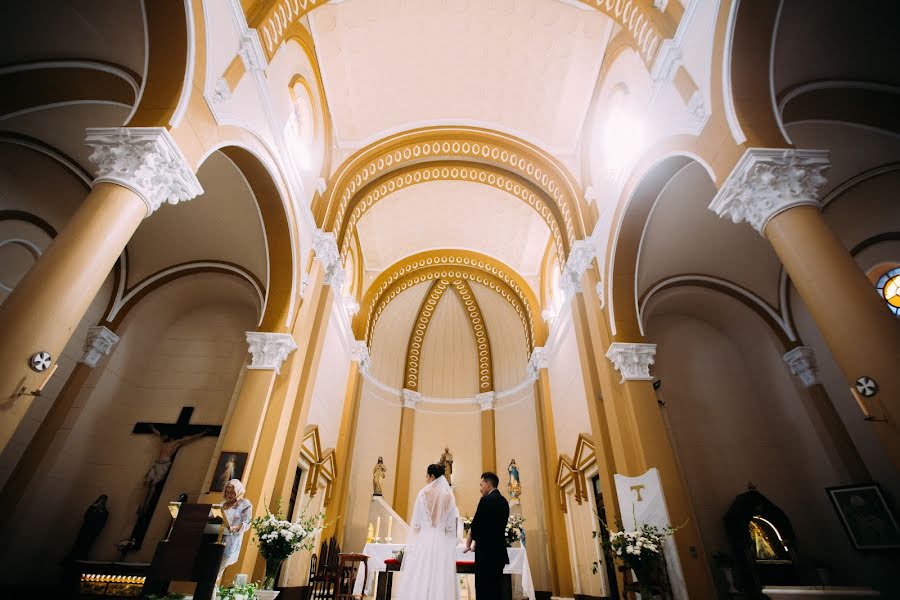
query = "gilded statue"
xmin=438 ymin=447 xmax=454 ymax=486
xmin=373 ymin=456 xmax=387 ymax=496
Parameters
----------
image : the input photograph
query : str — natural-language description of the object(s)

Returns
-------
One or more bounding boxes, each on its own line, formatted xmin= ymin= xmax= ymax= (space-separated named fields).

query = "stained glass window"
xmin=875 ymin=267 xmax=900 ymax=316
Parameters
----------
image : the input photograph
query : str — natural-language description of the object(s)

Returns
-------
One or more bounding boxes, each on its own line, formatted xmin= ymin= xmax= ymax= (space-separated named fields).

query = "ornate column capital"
xmin=79 ymin=325 xmax=120 ymax=367
xmin=85 ymin=127 xmax=203 ymax=217
xmin=313 ymin=229 xmax=345 ymax=289
xmin=605 ymin=342 xmax=657 ymax=383
xmin=783 ymin=346 xmax=820 ymax=388
xmin=475 ymin=391 xmax=496 ymax=411
xmin=527 ymin=347 xmax=550 ymax=380
xmin=402 ymin=388 xmax=422 ymax=409
xmin=246 ymin=331 xmax=297 ymax=374
xmin=560 ymin=239 xmax=596 ymax=299
xmin=709 ymin=148 xmax=830 ymax=234
xmin=350 ymin=340 xmax=371 ymax=374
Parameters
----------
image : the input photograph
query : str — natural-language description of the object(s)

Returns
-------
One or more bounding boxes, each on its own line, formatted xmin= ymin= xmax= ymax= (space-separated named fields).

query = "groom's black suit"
xmin=470 ymin=488 xmax=510 ymax=599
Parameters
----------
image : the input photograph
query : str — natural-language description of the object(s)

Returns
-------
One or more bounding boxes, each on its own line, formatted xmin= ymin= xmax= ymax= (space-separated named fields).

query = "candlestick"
xmin=850 ymin=387 xmax=871 ymax=418
xmin=387 ymin=516 xmax=393 ymax=540
xmin=375 ymin=516 xmax=381 ymax=541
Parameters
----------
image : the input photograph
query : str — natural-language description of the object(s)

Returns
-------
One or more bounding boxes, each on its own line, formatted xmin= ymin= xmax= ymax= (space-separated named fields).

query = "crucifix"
xmin=122 ymin=407 xmax=221 ymax=551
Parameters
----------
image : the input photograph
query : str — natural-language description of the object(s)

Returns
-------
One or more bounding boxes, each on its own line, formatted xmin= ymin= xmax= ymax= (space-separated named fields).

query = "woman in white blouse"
xmin=218 ymin=478 xmax=253 ymax=582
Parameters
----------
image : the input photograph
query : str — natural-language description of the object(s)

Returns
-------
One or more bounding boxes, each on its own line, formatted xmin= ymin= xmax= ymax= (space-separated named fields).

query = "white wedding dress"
xmin=396 ymin=476 xmax=461 ymax=600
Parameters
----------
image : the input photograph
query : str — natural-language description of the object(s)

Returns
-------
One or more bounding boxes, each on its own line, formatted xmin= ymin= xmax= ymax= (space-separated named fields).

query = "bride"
xmin=396 ymin=463 xmax=460 ymax=600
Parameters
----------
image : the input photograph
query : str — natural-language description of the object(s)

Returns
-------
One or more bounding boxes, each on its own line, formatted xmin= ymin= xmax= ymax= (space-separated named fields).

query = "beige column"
xmin=393 ymin=390 xmax=420 ymax=520
xmin=0 ymin=127 xmax=201 ymax=455
xmin=529 ymin=350 xmax=574 ymax=597
xmin=783 ymin=347 xmax=870 ymax=481
xmin=711 ymin=149 xmax=900 ymax=469
xmin=476 ymin=392 xmax=497 ymax=473
xmin=0 ymin=326 xmax=119 ymax=525
xmin=563 ymin=240 xmax=714 ymax=597
xmin=324 ymin=343 xmax=368 ymax=543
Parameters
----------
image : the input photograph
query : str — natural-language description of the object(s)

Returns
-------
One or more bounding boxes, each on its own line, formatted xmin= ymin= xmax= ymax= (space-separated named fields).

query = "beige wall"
xmin=564 ymin=480 xmax=606 ymax=597
xmin=417 ymin=289 xmax=479 ymax=398
xmin=307 ymin=309 xmax=353 ymax=450
xmin=0 ymin=275 xmax=256 ymax=582
xmin=547 ymin=314 xmax=592 ymax=459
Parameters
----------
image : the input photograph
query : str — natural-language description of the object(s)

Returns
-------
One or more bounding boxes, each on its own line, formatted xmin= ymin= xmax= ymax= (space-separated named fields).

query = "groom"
xmin=465 ymin=472 xmax=510 ymax=599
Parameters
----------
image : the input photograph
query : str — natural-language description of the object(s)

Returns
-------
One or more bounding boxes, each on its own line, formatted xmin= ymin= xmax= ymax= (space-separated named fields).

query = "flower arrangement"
xmin=504 ymin=514 xmax=526 ymax=547
xmin=216 ymin=581 xmax=258 ymax=600
xmin=391 ymin=547 xmax=406 ymax=563
xmin=598 ymin=518 xmax=680 ymax=597
xmin=251 ymin=501 xmax=325 ymax=589
xmin=462 ymin=514 xmax=473 ymax=534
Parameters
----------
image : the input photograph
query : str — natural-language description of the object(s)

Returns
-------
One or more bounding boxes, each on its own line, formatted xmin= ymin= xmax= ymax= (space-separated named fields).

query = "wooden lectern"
xmin=140 ymin=503 xmax=227 ymax=600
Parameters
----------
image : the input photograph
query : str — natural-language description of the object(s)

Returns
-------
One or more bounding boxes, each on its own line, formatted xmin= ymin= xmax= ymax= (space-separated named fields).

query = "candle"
xmin=235 ymin=573 xmax=248 ymax=586
xmin=375 ymin=516 xmax=381 ymax=540
xmin=387 ymin=516 xmax=393 ymax=539
xmin=850 ymin=387 xmax=871 ymax=418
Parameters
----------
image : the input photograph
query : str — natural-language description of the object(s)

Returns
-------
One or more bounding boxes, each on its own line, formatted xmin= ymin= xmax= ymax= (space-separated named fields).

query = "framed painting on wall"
xmin=210 ymin=451 xmax=248 ymax=492
xmin=826 ymin=483 xmax=900 ymax=550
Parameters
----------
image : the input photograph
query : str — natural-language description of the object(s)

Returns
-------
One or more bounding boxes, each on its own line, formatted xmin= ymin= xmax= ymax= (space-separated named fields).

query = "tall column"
xmin=0 ymin=326 xmax=119 ymax=525
xmin=0 ymin=128 xmax=202 ymax=454
xmin=393 ymin=389 xmax=420 ymax=520
xmin=710 ymin=148 xmax=900 ymax=469
xmin=604 ymin=343 xmax=714 ymax=599
xmin=213 ymin=331 xmax=296 ymax=581
xmin=528 ymin=348 xmax=574 ymax=597
xmin=563 ymin=239 xmax=714 ymax=597
xmin=783 ymin=347 xmax=870 ymax=481
xmin=324 ymin=341 xmax=368 ymax=544
xmin=476 ymin=391 xmax=497 ymax=473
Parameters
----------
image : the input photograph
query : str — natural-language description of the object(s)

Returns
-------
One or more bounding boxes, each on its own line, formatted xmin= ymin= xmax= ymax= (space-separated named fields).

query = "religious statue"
xmin=138 ymin=426 xmax=208 ymax=518
xmin=62 ymin=495 xmax=109 ymax=563
xmin=438 ymin=447 xmax=454 ymax=486
xmin=507 ymin=459 xmax=522 ymax=504
xmin=373 ymin=456 xmax=387 ymax=496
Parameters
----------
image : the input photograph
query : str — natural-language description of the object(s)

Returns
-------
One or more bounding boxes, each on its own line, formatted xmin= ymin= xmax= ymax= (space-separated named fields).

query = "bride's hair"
xmin=427 ymin=463 xmax=445 ymax=479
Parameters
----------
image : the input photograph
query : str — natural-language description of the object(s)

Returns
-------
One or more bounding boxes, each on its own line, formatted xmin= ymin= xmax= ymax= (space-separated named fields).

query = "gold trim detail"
xmin=404 ymin=280 xmax=450 ymax=391
xmin=357 ymin=250 xmax=543 ymax=351
xmin=255 ymin=1 xmax=668 ymax=66
xmin=336 ymin=161 xmax=566 ymax=265
xmin=317 ymin=127 xmax=586 ymax=261
xmin=555 ymin=433 xmax=596 ymax=512
xmin=301 ymin=424 xmax=336 ymax=506
xmin=450 ymin=279 xmax=493 ymax=393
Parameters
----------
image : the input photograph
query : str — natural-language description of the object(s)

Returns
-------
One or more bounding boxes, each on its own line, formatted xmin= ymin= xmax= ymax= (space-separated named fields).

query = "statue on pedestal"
xmin=438 ymin=447 xmax=454 ymax=486
xmin=507 ymin=459 xmax=522 ymax=504
xmin=63 ymin=495 xmax=109 ymax=563
xmin=373 ymin=456 xmax=386 ymax=496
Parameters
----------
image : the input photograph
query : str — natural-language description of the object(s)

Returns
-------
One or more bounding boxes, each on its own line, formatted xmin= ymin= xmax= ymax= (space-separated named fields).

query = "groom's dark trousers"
xmin=470 ymin=488 xmax=510 ymax=599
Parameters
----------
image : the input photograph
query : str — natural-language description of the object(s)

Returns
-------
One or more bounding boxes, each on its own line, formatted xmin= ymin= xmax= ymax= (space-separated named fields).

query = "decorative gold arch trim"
xmin=252 ymin=0 xmax=672 ymax=67
xmin=315 ymin=126 xmax=586 ymax=260
xmin=404 ymin=279 xmax=450 ymax=392
xmin=555 ymin=433 xmax=596 ymax=512
xmin=357 ymin=250 xmax=545 ymax=351
xmin=451 ymin=279 xmax=494 ymax=393
xmin=335 ymin=161 xmax=567 ymax=265
xmin=301 ymin=425 xmax=336 ymax=506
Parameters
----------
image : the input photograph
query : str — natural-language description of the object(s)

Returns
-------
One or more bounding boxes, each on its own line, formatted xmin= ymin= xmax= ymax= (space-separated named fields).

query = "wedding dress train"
xmin=396 ymin=475 xmax=461 ymax=600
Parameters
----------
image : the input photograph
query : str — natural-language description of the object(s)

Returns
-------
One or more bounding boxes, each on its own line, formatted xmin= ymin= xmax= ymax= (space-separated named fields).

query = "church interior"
xmin=1 ymin=1 xmax=899 ymax=599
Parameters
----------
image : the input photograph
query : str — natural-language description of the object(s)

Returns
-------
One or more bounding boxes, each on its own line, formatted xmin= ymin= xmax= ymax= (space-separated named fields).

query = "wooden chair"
xmin=335 ymin=553 xmax=368 ymax=600
xmin=309 ymin=537 xmax=341 ymax=599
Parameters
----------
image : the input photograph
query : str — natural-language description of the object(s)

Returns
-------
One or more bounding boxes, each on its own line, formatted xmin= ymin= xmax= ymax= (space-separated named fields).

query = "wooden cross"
xmin=123 ymin=407 xmax=221 ymax=551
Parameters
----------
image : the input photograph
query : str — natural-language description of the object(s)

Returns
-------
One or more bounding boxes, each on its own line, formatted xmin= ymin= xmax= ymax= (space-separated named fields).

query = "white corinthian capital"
xmin=709 ymin=148 xmax=829 ymax=234
xmin=560 ymin=239 xmax=596 ymax=300
xmin=79 ymin=325 xmax=120 ymax=367
xmin=246 ymin=332 xmax=297 ymax=374
xmin=313 ymin=229 xmax=345 ymax=289
xmin=605 ymin=342 xmax=656 ymax=383
xmin=402 ymin=389 xmax=422 ymax=409
xmin=351 ymin=340 xmax=371 ymax=374
xmin=783 ymin=346 xmax=820 ymax=388
xmin=85 ymin=127 xmax=203 ymax=216
xmin=475 ymin=391 xmax=495 ymax=411
xmin=527 ymin=347 xmax=549 ymax=380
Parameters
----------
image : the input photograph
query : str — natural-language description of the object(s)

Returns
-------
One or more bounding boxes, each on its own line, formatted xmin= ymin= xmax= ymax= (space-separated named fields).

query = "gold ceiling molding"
xmin=357 ymin=250 xmax=544 ymax=351
xmin=404 ymin=279 xmax=450 ymax=392
xmin=315 ymin=126 xmax=586 ymax=260
xmin=251 ymin=0 xmax=671 ymax=66
xmin=450 ymin=279 xmax=494 ymax=393
xmin=335 ymin=161 xmax=566 ymax=265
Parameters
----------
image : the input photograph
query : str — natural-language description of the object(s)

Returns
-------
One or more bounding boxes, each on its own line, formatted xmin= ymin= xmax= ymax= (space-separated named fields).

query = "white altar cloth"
xmin=353 ymin=543 xmax=535 ymax=600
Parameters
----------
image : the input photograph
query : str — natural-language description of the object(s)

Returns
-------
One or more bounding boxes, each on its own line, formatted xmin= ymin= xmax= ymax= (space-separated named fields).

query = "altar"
xmin=353 ymin=543 xmax=536 ymax=600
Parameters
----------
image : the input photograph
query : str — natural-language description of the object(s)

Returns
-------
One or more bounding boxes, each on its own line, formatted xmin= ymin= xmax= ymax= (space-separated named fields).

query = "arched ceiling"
xmin=308 ymin=0 xmax=614 ymax=153
xmin=356 ymin=180 xmax=550 ymax=287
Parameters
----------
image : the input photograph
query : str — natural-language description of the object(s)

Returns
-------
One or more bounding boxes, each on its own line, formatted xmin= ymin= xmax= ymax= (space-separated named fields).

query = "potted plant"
xmin=216 ymin=581 xmax=258 ymax=600
xmin=250 ymin=501 xmax=325 ymax=593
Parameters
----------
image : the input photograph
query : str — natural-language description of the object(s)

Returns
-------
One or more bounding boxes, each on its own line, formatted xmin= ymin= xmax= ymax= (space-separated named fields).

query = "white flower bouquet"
xmin=504 ymin=514 xmax=526 ymax=547
xmin=251 ymin=502 xmax=324 ymax=589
